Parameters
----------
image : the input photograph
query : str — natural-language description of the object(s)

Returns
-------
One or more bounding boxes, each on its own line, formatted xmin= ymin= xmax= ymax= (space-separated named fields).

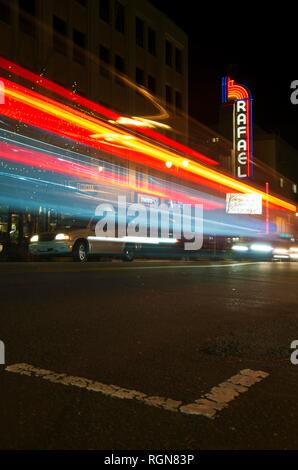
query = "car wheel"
xmin=72 ymin=240 xmax=88 ymax=262
xmin=122 ymin=245 xmax=134 ymax=262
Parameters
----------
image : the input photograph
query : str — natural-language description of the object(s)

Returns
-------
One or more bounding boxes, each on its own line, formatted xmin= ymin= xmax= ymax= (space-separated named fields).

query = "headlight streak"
xmin=0 ymin=170 xmax=77 ymax=191
xmin=288 ymin=247 xmax=298 ymax=259
xmin=0 ymin=133 xmax=224 ymax=210
xmin=273 ymin=248 xmax=288 ymax=255
xmin=206 ymin=219 xmax=259 ymax=234
xmin=0 ymin=163 xmax=264 ymax=238
xmin=87 ymin=236 xmax=178 ymax=245
xmin=0 ymin=132 xmax=286 ymax=239
xmin=250 ymin=243 xmax=273 ymax=253
xmin=0 ymin=170 xmax=102 ymax=216
xmin=0 ymin=167 xmax=273 ymax=239
xmin=55 ymin=233 xmax=70 ymax=240
xmin=231 ymin=245 xmax=249 ymax=252
xmin=0 ymin=76 xmax=295 ymax=213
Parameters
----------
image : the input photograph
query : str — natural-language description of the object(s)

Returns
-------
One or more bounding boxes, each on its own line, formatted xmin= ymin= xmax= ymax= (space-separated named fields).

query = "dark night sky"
xmin=151 ymin=1 xmax=298 ymax=150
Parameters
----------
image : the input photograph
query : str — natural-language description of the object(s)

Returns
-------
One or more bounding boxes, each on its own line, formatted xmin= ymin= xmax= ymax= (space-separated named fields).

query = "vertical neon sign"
xmin=221 ymin=77 xmax=253 ymax=178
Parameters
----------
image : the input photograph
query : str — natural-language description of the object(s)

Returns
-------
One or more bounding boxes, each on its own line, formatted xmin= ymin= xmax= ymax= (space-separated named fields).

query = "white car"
xmin=29 ymin=218 xmax=134 ymax=262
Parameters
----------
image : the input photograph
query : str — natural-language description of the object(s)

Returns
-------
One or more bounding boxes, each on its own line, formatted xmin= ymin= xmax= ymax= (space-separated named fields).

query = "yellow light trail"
xmin=4 ymin=85 xmax=296 ymax=213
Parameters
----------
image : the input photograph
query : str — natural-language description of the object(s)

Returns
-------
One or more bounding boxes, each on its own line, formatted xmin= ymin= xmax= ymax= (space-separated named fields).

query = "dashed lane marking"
xmin=2 ymin=262 xmax=265 ymax=274
xmin=86 ymin=262 xmax=264 ymax=271
xmin=5 ymin=363 xmax=268 ymax=418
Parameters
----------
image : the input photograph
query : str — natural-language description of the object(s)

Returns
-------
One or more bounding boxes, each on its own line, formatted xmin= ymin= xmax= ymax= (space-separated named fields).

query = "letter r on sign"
xmin=236 ymin=100 xmax=246 ymax=112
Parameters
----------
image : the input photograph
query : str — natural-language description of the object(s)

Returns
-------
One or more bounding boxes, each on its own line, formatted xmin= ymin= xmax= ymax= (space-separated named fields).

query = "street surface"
xmin=0 ymin=259 xmax=297 ymax=449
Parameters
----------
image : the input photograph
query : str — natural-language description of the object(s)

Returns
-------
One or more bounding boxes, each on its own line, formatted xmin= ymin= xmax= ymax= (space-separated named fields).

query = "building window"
xmin=19 ymin=0 xmax=36 ymax=16
xmin=99 ymin=44 xmax=110 ymax=78
xmin=115 ymin=1 xmax=125 ymax=34
xmin=175 ymin=47 xmax=182 ymax=73
xmin=53 ymin=15 xmax=67 ymax=36
xmin=148 ymin=27 xmax=156 ymax=56
xmin=175 ymin=91 xmax=182 ymax=110
xmin=136 ymin=17 xmax=144 ymax=48
xmin=135 ymin=67 xmax=144 ymax=86
xmin=115 ymin=54 xmax=125 ymax=72
xmin=0 ymin=1 xmax=11 ymax=24
xmin=165 ymin=40 xmax=172 ymax=67
xmin=99 ymin=0 xmax=110 ymax=23
xmin=115 ymin=54 xmax=125 ymax=85
xmin=73 ymin=29 xmax=86 ymax=64
xmin=19 ymin=0 xmax=36 ymax=36
xmin=165 ymin=85 xmax=173 ymax=105
xmin=53 ymin=16 xmax=67 ymax=55
xmin=148 ymin=75 xmax=156 ymax=94
xmin=293 ymin=184 xmax=297 ymax=194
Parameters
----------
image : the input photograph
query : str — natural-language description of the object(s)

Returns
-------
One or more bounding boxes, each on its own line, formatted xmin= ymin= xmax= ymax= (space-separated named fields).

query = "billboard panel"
xmin=226 ymin=193 xmax=262 ymax=214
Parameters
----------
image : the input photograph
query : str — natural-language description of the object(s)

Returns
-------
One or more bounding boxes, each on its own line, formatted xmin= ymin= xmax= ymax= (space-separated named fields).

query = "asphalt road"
xmin=0 ymin=259 xmax=298 ymax=450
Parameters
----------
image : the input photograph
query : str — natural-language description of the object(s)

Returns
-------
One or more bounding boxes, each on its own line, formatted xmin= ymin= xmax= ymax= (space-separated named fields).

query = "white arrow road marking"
xmin=5 ymin=364 xmax=268 ymax=418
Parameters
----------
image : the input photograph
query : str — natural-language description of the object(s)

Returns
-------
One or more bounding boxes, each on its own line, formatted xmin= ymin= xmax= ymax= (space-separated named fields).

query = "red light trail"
xmin=0 ymin=69 xmax=296 ymax=213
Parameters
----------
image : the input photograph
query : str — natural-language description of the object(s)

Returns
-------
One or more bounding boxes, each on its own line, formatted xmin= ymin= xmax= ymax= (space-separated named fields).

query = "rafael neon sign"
xmin=222 ymin=77 xmax=253 ymax=178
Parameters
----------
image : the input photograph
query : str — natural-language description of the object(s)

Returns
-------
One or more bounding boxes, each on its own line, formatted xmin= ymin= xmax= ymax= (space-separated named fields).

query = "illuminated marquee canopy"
xmin=222 ymin=76 xmax=253 ymax=179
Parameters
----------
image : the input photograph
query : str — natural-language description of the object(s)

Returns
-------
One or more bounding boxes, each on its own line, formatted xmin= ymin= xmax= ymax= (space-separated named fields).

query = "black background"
xmin=151 ymin=1 xmax=298 ymax=151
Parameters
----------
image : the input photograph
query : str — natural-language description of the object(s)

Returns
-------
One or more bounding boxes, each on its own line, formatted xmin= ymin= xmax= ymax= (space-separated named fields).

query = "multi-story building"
xmin=0 ymin=0 xmax=188 ymax=139
xmin=0 ymin=0 xmax=192 ymax=255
